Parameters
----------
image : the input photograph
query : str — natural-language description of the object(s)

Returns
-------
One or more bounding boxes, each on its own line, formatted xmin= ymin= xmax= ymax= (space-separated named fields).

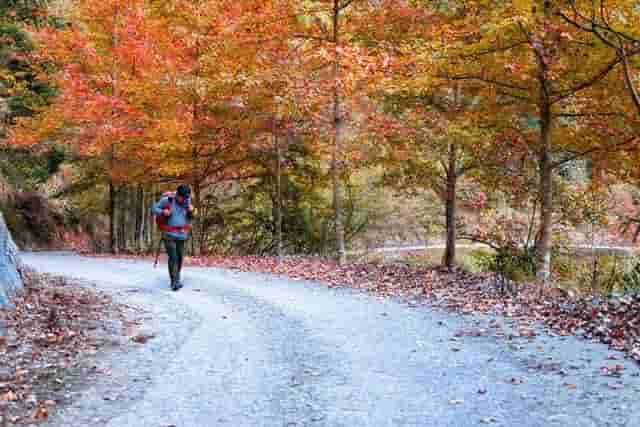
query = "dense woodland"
xmin=1 ymin=0 xmax=640 ymax=290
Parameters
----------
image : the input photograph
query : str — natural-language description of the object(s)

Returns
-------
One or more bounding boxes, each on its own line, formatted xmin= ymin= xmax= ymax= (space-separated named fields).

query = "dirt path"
xmin=21 ymin=252 xmax=640 ymax=427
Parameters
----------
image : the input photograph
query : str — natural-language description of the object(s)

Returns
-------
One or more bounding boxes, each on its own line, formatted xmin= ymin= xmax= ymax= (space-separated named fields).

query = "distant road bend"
xmin=359 ymin=244 xmax=636 ymax=256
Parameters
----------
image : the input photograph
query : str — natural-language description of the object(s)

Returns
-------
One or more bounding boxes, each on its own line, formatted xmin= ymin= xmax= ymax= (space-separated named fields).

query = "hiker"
xmin=151 ymin=184 xmax=195 ymax=291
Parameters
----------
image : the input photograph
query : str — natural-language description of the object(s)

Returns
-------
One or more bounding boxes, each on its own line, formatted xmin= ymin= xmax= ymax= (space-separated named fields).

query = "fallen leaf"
xmin=608 ymin=381 xmax=624 ymax=390
xmin=131 ymin=334 xmax=155 ymax=344
xmin=35 ymin=406 xmax=48 ymax=419
xmin=1 ymin=390 xmax=17 ymax=401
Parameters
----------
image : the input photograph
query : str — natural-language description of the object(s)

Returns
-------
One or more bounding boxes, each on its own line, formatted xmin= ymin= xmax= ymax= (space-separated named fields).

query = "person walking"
xmin=151 ymin=184 xmax=195 ymax=291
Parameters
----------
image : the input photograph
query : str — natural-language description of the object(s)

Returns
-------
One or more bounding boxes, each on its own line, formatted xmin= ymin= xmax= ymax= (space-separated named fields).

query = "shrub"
xmin=560 ymin=253 xmax=640 ymax=296
xmin=471 ymin=245 xmax=537 ymax=292
xmin=621 ymin=260 xmax=640 ymax=293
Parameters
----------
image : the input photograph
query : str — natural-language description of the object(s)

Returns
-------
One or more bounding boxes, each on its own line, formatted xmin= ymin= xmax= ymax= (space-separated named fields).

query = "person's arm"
xmin=187 ymin=204 xmax=195 ymax=220
xmin=151 ymin=197 xmax=170 ymax=216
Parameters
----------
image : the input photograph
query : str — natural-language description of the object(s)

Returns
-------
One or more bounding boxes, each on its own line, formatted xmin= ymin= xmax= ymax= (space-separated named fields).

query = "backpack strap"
xmin=161 ymin=196 xmax=174 ymax=211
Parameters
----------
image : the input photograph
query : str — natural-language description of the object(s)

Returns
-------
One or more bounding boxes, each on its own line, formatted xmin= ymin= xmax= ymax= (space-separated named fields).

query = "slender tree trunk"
xmin=332 ymin=0 xmax=346 ymax=265
xmin=190 ymin=21 xmax=203 ymax=258
xmin=145 ymin=187 xmax=153 ymax=253
xmin=443 ymin=82 xmax=462 ymax=270
xmin=127 ymin=187 xmax=133 ymax=251
xmin=118 ymin=187 xmax=127 ymax=252
xmin=536 ymin=111 xmax=553 ymax=282
xmin=332 ymin=114 xmax=345 ymax=264
xmin=443 ymin=144 xmax=457 ymax=270
xmin=137 ymin=187 xmax=145 ymax=252
xmin=190 ymin=185 xmax=196 ymax=257
xmin=535 ymin=2 xmax=554 ymax=283
xmin=134 ymin=187 xmax=141 ymax=251
xmin=275 ymin=119 xmax=283 ymax=262
xmin=108 ymin=3 xmax=120 ymax=255
xmin=193 ymin=183 xmax=202 ymax=255
xmin=109 ymin=181 xmax=118 ymax=254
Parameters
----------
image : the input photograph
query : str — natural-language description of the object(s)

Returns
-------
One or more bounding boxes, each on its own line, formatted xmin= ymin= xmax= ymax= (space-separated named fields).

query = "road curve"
xmin=21 ymin=252 xmax=640 ymax=427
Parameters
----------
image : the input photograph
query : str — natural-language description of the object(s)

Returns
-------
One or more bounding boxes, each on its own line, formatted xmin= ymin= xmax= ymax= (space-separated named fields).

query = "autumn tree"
xmin=421 ymin=1 xmax=640 ymax=281
xmin=9 ymin=0 xmax=283 ymax=253
xmin=363 ymin=3 xmax=488 ymax=269
xmin=559 ymin=1 xmax=640 ymax=116
xmin=0 ymin=0 xmax=56 ymax=136
xmin=9 ymin=0 xmax=159 ymax=252
xmin=286 ymin=0 xmax=388 ymax=263
xmin=373 ymin=76 xmax=495 ymax=269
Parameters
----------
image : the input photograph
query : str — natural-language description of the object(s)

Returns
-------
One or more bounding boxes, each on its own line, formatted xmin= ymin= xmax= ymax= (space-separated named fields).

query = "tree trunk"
xmin=192 ymin=182 xmax=203 ymax=256
xmin=145 ymin=187 xmax=153 ymax=253
xmin=443 ymin=144 xmax=457 ymax=270
xmin=134 ymin=187 xmax=141 ymax=251
xmin=535 ymin=2 xmax=554 ymax=283
xmin=109 ymin=181 xmax=118 ymax=254
xmin=275 ymin=119 xmax=283 ymax=262
xmin=136 ymin=187 xmax=145 ymax=253
xmin=108 ymin=5 xmax=120 ymax=255
xmin=536 ymin=116 xmax=553 ymax=282
xmin=118 ymin=187 xmax=127 ymax=252
xmin=332 ymin=0 xmax=346 ymax=265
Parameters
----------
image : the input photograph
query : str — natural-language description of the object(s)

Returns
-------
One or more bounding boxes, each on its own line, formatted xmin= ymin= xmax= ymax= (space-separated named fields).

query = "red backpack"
xmin=155 ymin=191 xmax=191 ymax=233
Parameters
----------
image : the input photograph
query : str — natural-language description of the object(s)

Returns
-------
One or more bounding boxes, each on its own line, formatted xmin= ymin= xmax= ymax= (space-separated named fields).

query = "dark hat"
xmin=176 ymin=184 xmax=191 ymax=198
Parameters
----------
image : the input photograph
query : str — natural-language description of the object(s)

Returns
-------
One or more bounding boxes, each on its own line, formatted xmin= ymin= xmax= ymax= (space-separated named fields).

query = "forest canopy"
xmin=1 ymin=0 xmax=639 ymax=285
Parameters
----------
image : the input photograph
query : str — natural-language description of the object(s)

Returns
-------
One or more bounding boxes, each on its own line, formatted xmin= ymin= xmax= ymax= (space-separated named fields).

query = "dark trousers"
xmin=164 ymin=236 xmax=186 ymax=285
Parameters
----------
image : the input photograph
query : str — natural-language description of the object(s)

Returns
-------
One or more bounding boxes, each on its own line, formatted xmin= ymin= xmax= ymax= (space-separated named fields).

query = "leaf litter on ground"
xmin=0 ymin=270 xmax=132 ymax=425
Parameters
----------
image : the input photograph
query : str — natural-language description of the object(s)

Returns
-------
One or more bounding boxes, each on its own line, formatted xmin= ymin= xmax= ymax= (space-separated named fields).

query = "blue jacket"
xmin=151 ymin=196 xmax=191 ymax=240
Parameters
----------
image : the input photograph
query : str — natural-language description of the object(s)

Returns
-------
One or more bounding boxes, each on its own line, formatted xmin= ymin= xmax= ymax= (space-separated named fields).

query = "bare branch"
xmin=339 ymin=0 xmax=358 ymax=11
xmin=550 ymin=135 xmax=640 ymax=169
xmin=621 ymin=42 xmax=640 ymax=115
xmin=293 ymin=33 xmax=332 ymax=43
xmin=551 ymin=56 xmax=621 ymax=102
xmin=553 ymin=112 xmax=621 ymax=118
xmin=447 ymin=75 xmax=530 ymax=92
xmin=460 ymin=40 xmax=529 ymax=59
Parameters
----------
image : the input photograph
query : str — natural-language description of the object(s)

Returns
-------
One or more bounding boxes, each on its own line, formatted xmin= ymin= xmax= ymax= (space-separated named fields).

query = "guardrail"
xmin=350 ymin=244 xmax=637 ymax=256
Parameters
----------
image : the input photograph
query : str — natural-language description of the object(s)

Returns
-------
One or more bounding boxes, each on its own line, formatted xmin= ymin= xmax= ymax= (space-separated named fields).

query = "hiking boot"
xmin=169 ymin=264 xmax=179 ymax=291
xmin=175 ymin=268 xmax=183 ymax=290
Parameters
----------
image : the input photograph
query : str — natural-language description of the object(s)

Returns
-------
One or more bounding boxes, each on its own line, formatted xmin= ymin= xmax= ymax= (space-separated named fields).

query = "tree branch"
xmin=551 ymin=56 xmax=622 ymax=102
xmin=339 ymin=0 xmax=357 ymax=11
xmin=447 ymin=75 xmax=530 ymax=92
xmin=550 ymin=135 xmax=640 ymax=169
xmin=621 ymin=42 xmax=640 ymax=115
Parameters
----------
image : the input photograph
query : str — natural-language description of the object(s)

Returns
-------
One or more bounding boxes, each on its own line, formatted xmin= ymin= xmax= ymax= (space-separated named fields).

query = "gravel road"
xmin=21 ymin=252 xmax=640 ymax=427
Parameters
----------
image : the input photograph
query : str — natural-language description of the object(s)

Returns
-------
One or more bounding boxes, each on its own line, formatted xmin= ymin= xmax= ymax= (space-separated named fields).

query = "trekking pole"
xmin=154 ymin=237 xmax=163 ymax=268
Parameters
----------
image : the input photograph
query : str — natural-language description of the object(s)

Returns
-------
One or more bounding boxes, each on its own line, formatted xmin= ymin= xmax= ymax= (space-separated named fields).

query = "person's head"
xmin=176 ymin=184 xmax=191 ymax=204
